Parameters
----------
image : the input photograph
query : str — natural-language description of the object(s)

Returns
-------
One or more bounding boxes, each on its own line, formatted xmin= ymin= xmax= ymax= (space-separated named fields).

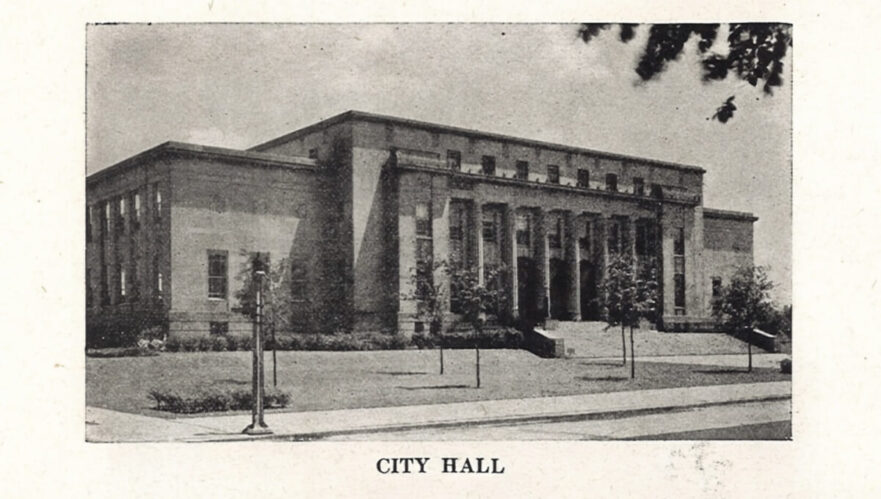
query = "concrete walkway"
xmin=587 ymin=353 xmax=790 ymax=369
xmin=86 ymin=380 xmax=791 ymax=443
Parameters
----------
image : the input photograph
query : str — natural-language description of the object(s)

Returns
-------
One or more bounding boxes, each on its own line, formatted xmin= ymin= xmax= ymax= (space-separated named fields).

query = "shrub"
xmin=209 ymin=335 xmax=230 ymax=352
xmin=411 ymin=327 xmax=524 ymax=349
xmin=148 ymin=386 xmax=291 ymax=414
xmin=780 ymin=358 xmax=792 ymax=374
xmin=86 ymin=347 xmax=160 ymax=358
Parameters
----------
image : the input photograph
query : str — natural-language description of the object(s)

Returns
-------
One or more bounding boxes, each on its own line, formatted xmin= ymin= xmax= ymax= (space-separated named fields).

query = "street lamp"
xmin=242 ymin=265 xmax=272 ymax=435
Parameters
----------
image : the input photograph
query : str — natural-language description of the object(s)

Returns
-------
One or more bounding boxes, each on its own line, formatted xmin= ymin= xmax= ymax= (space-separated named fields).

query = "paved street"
xmin=321 ymin=399 xmax=791 ymax=441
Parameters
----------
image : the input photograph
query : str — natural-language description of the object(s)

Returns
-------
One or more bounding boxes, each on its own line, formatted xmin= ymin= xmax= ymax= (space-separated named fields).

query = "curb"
xmin=187 ymin=393 xmax=792 ymax=442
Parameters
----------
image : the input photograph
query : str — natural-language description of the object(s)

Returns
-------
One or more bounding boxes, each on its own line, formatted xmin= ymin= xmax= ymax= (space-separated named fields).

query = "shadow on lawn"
xmin=579 ymin=361 xmax=627 ymax=368
xmin=398 ymin=384 xmax=471 ymax=390
xmin=212 ymin=378 xmax=250 ymax=385
xmin=692 ymin=368 xmax=748 ymax=374
xmin=375 ymin=371 xmax=429 ymax=376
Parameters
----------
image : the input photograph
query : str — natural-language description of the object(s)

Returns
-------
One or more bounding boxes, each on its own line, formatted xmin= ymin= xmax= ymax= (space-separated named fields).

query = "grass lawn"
xmin=86 ymin=349 xmax=790 ymax=417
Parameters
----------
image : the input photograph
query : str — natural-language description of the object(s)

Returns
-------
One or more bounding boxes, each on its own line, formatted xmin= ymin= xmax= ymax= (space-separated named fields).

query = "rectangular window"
xmin=515 ymin=160 xmax=529 ymax=180
xmin=308 ymin=148 xmax=318 ymax=159
xmin=290 ymin=261 xmax=307 ymax=301
xmin=208 ymin=250 xmax=228 ymax=299
xmin=481 ymin=218 xmax=496 ymax=241
xmin=448 ymin=201 xmax=468 ymax=267
xmin=674 ymin=274 xmax=686 ymax=309
xmin=633 ymin=177 xmax=645 ymax=196
xmin=447 ymin=150 xmax=461 ymax=171
xmin=86 ymin=206 xmax=92 ymax=243
xmin=481 ymin=155 xmax=496 ymax=176
xmin=133 ymin=191 xmax=141 ymax=228
xmin=674 ymin=227 xmax=685 ymax=256
xmin=515 ymin=212 xmax=531 ymax=247
xmin=548 ymin=215 xmax=563 ymax=249
xmin=651 ymin=184 xmax=663 ymax=198
xmin=607 ymin=219 xmax=620 ymax=254
xmin=415 ymin=202 xmax=431 ymax=237
xmin=547 ymin=165 xmax=560 ymax=184
xmin=635 ymin=220 xmax=658 ymax=257
xmin=154 ymin=184 xmax=162 ymax=220
xmin=209 ymin=322 xmax=229 ymax=336
xmin=577 ymin=169 xmax=590 ymax=188
xmin=118 ymin=265 xmax=126 ymax=302
xmin=579 ymin=219 xmax=592 ymax=255
xmin=115 ymin=197 xmax=126 ymax=236
xmin=86 ymin=268 xmax=93 ymax=308
xmin=606 ymin=173 xmax=618 ymax=192
xmin=103 ymin=201 xmax=110 ymax=233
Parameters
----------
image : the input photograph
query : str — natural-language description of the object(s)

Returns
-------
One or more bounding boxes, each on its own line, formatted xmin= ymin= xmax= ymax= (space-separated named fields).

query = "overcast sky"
xmin=86 ymin=23 xmax=791 ymax=304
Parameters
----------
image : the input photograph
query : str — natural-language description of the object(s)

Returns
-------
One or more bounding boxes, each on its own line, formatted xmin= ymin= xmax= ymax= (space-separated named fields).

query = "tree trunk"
xmin=747 ymin=329 xmax=753 ymax=373
xmin=621 ymin=324 xmax=627 ymax=366
xmin=440 ymin=347 xmax=444 ymax=375
xmin=475 ymin=347 xmax=481 ymax=388
xmin=630 ymin=325 xmax=635 ymax=379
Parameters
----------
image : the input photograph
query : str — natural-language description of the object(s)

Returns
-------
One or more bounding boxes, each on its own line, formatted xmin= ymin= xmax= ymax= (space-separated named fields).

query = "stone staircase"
xmin=546 ymin=321 xmax=749 ymax=358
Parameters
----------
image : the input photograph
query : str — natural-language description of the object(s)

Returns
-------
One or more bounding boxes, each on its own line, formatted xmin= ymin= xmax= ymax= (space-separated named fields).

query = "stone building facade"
xmin=86 ymin=111 xmax=757 ymax=340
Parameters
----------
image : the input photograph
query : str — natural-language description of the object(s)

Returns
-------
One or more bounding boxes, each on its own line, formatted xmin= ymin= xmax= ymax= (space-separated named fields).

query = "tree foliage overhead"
xmin=578 ymin=23 xmax=792 ymax=123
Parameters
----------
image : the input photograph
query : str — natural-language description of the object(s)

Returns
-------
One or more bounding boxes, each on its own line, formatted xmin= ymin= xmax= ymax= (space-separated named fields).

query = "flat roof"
xmin=703 ymin=207 xmax=759 ymax=222
xmin=250 ymin=110 xmax=707 ymax=174
xmin=87 ymin=141 xmax=317 ymax=185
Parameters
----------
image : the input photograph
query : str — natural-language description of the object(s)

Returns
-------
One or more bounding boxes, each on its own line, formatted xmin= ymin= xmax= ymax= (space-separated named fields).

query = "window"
xmin=481 ymin=155 xmax=496 ymax=176
xmin=153 ymin=254 xmax=163 ymax=297
xmin=116 ymin=197 xmax=126 ymax=235
xmin=547 ymin=165 xmax=560 ymax=184
xmin=154 ymin=184 xmax=162 ymax=220
xmin=308 ymin=148 xmax=318 ymax=159
xmin=674 ymin=274 xmax=686 ymax=310
xmin=635 ymin=220 xmax=657 ymax=257
xmin=133 ymin=191 xmax=141 ymax=228
xmin=548 ymin=215 xmax=563 ymax=249
xmin=448 ymin=201 xmax=468 ymax=267
xmin=103 ymin=201 xmax=110 ymax=233
xmin=515 ymin=212 xmax=531 ymax=247
xmin=577 ymin=169 xmax=590 ymax=188
xmin=481 ymin=217 xmax=496 ymax=241
xmin=415 ymin=203 xmax=431 ymax=237
xmin=605 ymin=173 xmax=618 ymax=192
xmin=447 ymin=150 xmax=461 ymax=171
xmin=674 ymin=227 xmax=685 ymax=256
xmin=633 ymin=177 xmax=645 ymax=196
xmin=515 ymin=160 xmax=529 ymax=180
xmin=210 ymin=322 xmax=229 ymax=336
xmin=290 ymin=261 xmax=307 ymax=301
xmin=579 ymin=219 xmax=592 ymax=255
xmin=118 ymin=265 xmax=126 ymax=302
xmin=86 ymin=268 xmax=93 ymax=308
xmin=208 ymin=250 xmax=228 ymax=299
xmin=650 ymin=184 xmax=663 ymax=198
xmin=86 ymin=205 xmax=93 ymax=243
xmin=607 ymin=219 xmax=621 ymax=254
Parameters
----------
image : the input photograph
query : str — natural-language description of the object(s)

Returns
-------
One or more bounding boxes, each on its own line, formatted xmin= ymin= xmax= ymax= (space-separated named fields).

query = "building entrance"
xmin=549 ymin=258 xmax=569 ymax=319
xmin=517 ymin=257 xmax=539 ymax=321
xmin=580 ymin=259 xmax=600 ymax=320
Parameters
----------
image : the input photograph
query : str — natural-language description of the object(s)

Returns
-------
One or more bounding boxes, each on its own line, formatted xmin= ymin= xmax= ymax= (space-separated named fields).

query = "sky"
xmin=86 ymin=23 xmax=791 ymax=304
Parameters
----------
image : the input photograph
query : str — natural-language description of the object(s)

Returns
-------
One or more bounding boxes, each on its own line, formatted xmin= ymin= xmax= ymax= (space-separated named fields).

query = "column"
xmin=503 ymin=204 xmax=519 ymax=320
xmin=471 ymin=201 xmax=484 ymax=286
xmin=565 ymin=211 xmax=581 ymax=321
xmin=627 ymin=216 xmax=637 ymax=265
xmin=535 ymin=208 xmax=549 ymax=319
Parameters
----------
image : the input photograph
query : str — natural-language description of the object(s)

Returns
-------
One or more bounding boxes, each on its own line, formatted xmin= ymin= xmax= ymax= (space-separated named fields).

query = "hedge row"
xmin=148 ymin=387 xmax=290 ymax=414
xmin=411 ymin=327 xmax=524 ymax=349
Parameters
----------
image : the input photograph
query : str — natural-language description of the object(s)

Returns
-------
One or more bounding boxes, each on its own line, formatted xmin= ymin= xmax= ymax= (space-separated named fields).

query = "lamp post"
xmin=243 ymin=265 xmax=272 ymax=435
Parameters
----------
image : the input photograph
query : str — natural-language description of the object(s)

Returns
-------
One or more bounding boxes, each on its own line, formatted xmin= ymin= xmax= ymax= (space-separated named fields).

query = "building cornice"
xmin=250 ymin=110 xmax=708 ymax=175
xmin=703 ymin=207 xmax=759 ymax=222
xmin=87 ymin=142 xmax=318 ymax=185
xmin=394 ymin=161 xmax=700 ymax=207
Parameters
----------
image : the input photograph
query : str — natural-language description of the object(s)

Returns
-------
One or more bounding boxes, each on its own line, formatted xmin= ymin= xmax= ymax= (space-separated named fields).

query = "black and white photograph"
xmin=84 ymin=23 xmax=793 ymax=443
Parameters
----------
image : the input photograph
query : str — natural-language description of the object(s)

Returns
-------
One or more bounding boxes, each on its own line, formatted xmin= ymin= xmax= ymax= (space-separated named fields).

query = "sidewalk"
xmin=586 ymin=353 xmax=790 ymax=369
xmin=86 ymin=380 xmax=791 ymax=443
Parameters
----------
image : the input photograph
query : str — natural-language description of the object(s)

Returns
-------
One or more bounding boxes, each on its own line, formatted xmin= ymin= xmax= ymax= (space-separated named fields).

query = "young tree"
xmin=602 ymin=254 xmax=659 ymax=378
xmin=448 ymin=263 xmax=508 ymax=388
xmin=403 ymin=260 xmax=449 ymax=374
xmin=714 ymin=265 xmax=775 ymax=372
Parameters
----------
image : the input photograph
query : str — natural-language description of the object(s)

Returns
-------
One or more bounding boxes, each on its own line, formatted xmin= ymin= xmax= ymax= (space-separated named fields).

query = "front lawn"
xmin=86 ymin=349 xmax=790 ymax=417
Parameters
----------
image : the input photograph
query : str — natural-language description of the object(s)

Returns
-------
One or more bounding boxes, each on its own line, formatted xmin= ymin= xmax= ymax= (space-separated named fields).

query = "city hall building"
xmin=86 ymin=111 xmax=756 ymax=339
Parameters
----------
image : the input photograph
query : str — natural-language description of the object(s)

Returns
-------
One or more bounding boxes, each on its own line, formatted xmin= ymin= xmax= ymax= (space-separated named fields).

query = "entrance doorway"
xmin=517 ymin=257 xmax=538 ymax=321
xmin=580 ymin=259 xmax=600 ymax=320
xmin=549 ymin=258 xmax=569 ymax=319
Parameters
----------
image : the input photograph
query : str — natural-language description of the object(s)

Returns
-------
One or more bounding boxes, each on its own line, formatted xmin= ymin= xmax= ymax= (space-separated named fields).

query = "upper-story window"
xmin=605 ymin=173 xmax=618 ymax=192
xmin=481 ymin=155 xmax=496 ymax=176
xmin=415 ymin=202 xmax=431 ymax=237
xmin=103 ymin=201 xmax=111 ymax=233
xmin=515 ymin=160 xmax=529 ymax=180
xmin=308 ymin=148 xmax=318 ymax=159
xmin=118 ymin=264 xmax=126 ymax=302
xmin=515 ymin=212 xmax=531 ymax=247
xmin=86 ymin=206 xmax=93 ymax=243
xmin=650 ymin=184 xmax=663 ymax=198
xmin=633 ymin=177 xmax=645 ymax=196
xmin=116 ymin=197 xmax=126 ymax=235
xmin=154 ymin=184 xmax=162 ymax=220
xmin=577 ymin=169 xmax=590 ymax=188
xmin=548 ymin=215 xmax=563 ymax=248
xmin=579 ymin=219 xmax=593 ymax=255
xmin=208 ymin=250 xmax=228 ymax=299
xmin=447 ymin=150 xmax=461 ymax=171
xmin=674 ymin=227 xmax=685 ymax=256
xmin=547 ymin=165 xmax=560 ymax=184
xmin=132 ymin=191 xmax=141 ymax=229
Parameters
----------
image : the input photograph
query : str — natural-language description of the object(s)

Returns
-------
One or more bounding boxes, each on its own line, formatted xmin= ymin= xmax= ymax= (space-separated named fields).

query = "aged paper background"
xmin=2 ymin=0 xmax=879 ymax=497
